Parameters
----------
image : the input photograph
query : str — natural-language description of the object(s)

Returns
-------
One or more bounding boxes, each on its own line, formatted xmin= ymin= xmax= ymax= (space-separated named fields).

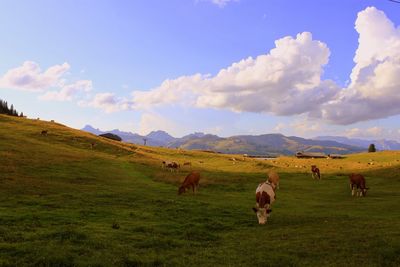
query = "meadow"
xmin=1 ymin=114 xmax=400 ymax=266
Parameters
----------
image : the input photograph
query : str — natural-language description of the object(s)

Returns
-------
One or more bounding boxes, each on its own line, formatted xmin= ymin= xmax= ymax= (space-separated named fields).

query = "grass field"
xmin=1 ymin=114 xmax=400 ymax=266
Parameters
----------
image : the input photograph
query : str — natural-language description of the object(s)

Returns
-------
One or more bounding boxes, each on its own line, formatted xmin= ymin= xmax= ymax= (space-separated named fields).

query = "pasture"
xmin=1 ymin=114 xmax=400 ymax=266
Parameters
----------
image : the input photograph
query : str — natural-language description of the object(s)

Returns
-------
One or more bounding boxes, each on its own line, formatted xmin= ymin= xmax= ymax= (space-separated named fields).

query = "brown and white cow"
xmin=349 ymin=173 xmax=369 ymax=197
xmin=311 ymin=165 xmax=321 ymax=180
xmin=162 ymin=161 xmax=180 ymax=172
xmin=252 ymin=182 xmax=276 ymax=224
xmin=178 ymin=171 xmax=200 ymax=195
xmin=267 ymin=170 xmax=280 ymax=189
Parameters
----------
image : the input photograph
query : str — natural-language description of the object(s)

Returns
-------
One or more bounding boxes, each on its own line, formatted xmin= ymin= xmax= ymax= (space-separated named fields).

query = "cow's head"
xmin=178 ymin=186 xmax=186 ymax=195
xmin=252 ymin=207 xmax=272 ymax=224
xmin=361 ymin=187 xmax=369 ymax=196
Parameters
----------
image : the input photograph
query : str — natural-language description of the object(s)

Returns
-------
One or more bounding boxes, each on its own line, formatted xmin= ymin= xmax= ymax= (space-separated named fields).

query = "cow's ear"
xmin=252 ymin=207 xmax=258 ymax=213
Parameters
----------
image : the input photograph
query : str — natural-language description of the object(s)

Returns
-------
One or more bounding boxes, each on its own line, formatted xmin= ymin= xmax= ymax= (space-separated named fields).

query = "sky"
xmin=1 ymin=0 xmax=400 ymax=140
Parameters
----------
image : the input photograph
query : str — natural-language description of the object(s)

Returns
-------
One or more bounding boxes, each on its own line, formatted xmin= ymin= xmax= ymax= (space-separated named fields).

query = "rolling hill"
xmin=2 ymin=115 xmax=400 ymax=266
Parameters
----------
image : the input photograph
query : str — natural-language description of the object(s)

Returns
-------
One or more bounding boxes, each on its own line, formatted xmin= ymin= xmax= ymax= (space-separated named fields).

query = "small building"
xmin=327 ymin=154 xmax=345 ymax=159
xmin=295 ymin=152 xmax=327 ymax=159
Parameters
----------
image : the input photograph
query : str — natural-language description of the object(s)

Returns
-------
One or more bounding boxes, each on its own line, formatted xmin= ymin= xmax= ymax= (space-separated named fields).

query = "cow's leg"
xmin=351 ymin=185 xmax=355 ymax=196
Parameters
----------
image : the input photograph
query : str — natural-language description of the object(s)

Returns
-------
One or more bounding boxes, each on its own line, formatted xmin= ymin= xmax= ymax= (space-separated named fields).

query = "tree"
xmin=368 ymin=144 xmax=376 ymax=153
xmin=0 ymin=99 xmax=25 ymax=117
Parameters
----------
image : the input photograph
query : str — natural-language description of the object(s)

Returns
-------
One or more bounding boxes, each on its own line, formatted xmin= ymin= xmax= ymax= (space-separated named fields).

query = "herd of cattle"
xmin=40 ymin=129 xmax=370 ymax=225
xmin=168 ymin=160 xmax=369 ymax=225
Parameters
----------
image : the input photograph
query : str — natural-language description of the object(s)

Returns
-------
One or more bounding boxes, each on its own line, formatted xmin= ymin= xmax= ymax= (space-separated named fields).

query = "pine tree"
xmin=368 ymin=144 xmax=376 ymax=153
xmin=0 ymin=99 xmax=25 ymax=117
xmin=9 ymin=104 xmax=14 ymax=116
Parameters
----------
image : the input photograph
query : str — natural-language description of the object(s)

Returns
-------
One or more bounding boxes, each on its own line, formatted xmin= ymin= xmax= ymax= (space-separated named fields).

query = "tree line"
xmin=0 ymin=99 xmax=24 ymax=117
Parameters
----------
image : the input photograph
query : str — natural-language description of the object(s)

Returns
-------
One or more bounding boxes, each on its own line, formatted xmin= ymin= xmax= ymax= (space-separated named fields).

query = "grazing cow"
xmin=162 ymin=161 xmax=180 ymax=172
xmin=267 ymin=170 xmax=280 ymax=190
xmin=252 ymin=182 xmax=276 ymax=224
xmin=41 ymin=130 xmax=48 ymax=135
xmin=349 ymin=173 xmax=369 ymax=197
xmin=311 ymin=165 xmax=321 ymax=180
xmin=178 ymin=171 xmax=200 ymax=195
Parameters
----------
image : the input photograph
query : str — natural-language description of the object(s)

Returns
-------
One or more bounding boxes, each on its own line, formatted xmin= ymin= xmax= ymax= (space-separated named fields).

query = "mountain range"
xmin=80 ymin=125 xmax=400 ymax=156
xmin=314 ymin=136 xmax=400 ymax=151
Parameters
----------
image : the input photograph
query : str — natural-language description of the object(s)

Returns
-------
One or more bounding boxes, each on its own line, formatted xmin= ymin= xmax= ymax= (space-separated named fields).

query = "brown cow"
xmin=178 ymin=171 xmax=200 ymax=195
xmin=41 ymin=130 xmax=48 ymax=135
xmin=349 ymin=173 xmax=369 ymax=197
xmin=311 ymin=165 xmax=321 ymax=180
xmin=267 ymin=170 xmax=280 ymax=189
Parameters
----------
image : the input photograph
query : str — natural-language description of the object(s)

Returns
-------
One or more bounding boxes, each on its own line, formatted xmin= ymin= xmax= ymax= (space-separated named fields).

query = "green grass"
xmin=1 ymin=114 xmax=400 ymax=266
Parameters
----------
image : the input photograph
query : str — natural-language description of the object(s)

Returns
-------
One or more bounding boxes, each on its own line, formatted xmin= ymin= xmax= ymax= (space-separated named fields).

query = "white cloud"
xmin=40 ymin=80 xmax=93 ymax=101
xmin=315 ymin=7 xmax=400 ymax=124
xmin=132 ymin=32 xmax=339 ymax=116
xmin=80 ymin=93 xmax=133 ymax=113
xmin=273 ymin=123 xmax=286 ymax=132
xmin=0 ymin=61 xmax=94 ymax=102
xmin=0 ymin=61 xmax=70 ymax=91
xmin=137 ymin=112 xmax=183 ymax=136
xmin=290 ymin=120 xmax=321 ymax=136
xmin=345 ymin=126 xmax=393 ymax=139
xmin=131 ymin=7 xmax=400 ymax=125
xmin=202 ymin=0 xmax=238 ymax=8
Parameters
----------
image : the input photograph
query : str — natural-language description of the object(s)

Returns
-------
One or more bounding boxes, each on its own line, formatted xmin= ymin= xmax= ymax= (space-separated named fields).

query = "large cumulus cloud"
xmin=132 ymin=32 xmax=340 ymax=116
xmin=314 ymin=7 xmax=400 ymax=124
xmin=131 ymin=7 xmax=400 ymax=125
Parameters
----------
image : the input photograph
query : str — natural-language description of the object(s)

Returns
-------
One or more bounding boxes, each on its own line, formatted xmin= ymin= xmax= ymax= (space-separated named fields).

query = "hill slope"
xmin=2 ymin=115 xmax=400 ymax=266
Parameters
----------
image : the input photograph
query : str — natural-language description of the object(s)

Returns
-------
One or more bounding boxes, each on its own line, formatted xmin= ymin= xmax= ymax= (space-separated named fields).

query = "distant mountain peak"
xmin=146 ymin=130 xmax=175 ymax=143
xmin=82 ymin=125 xmax=103 ymax=135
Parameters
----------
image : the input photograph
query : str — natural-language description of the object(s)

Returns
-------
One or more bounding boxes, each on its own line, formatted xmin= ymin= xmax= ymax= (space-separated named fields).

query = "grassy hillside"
xmin=1 ymin=114 xmax=400 ymax=266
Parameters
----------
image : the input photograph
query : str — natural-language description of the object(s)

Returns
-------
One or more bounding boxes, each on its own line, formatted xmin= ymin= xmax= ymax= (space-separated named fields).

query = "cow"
xmin=178 ymin=171 xmax=200 ymax=195
xmin=41 ymin=130 xmax=48 ymax=135
xmin=252 ymin=181 xmax=276 ymax=224
xmin=162 ymin=161 xmax=180 ymax=172
xmin=267 ymin=170 xmax=280 ymax=189
xmin=183 ymin=162 xmax=192 ymax=167
xmin=311 ymin=165 xmax=321 ymax=180
xmin=349 ymin=173 xmax=369 ymax=197
xmin=90 ymin=142 xmax=96 ymax=149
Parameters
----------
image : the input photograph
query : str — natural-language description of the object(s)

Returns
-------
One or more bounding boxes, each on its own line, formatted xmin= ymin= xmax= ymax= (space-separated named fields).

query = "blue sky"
xmin=1 ymin=0 xmax=400 ymax=140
